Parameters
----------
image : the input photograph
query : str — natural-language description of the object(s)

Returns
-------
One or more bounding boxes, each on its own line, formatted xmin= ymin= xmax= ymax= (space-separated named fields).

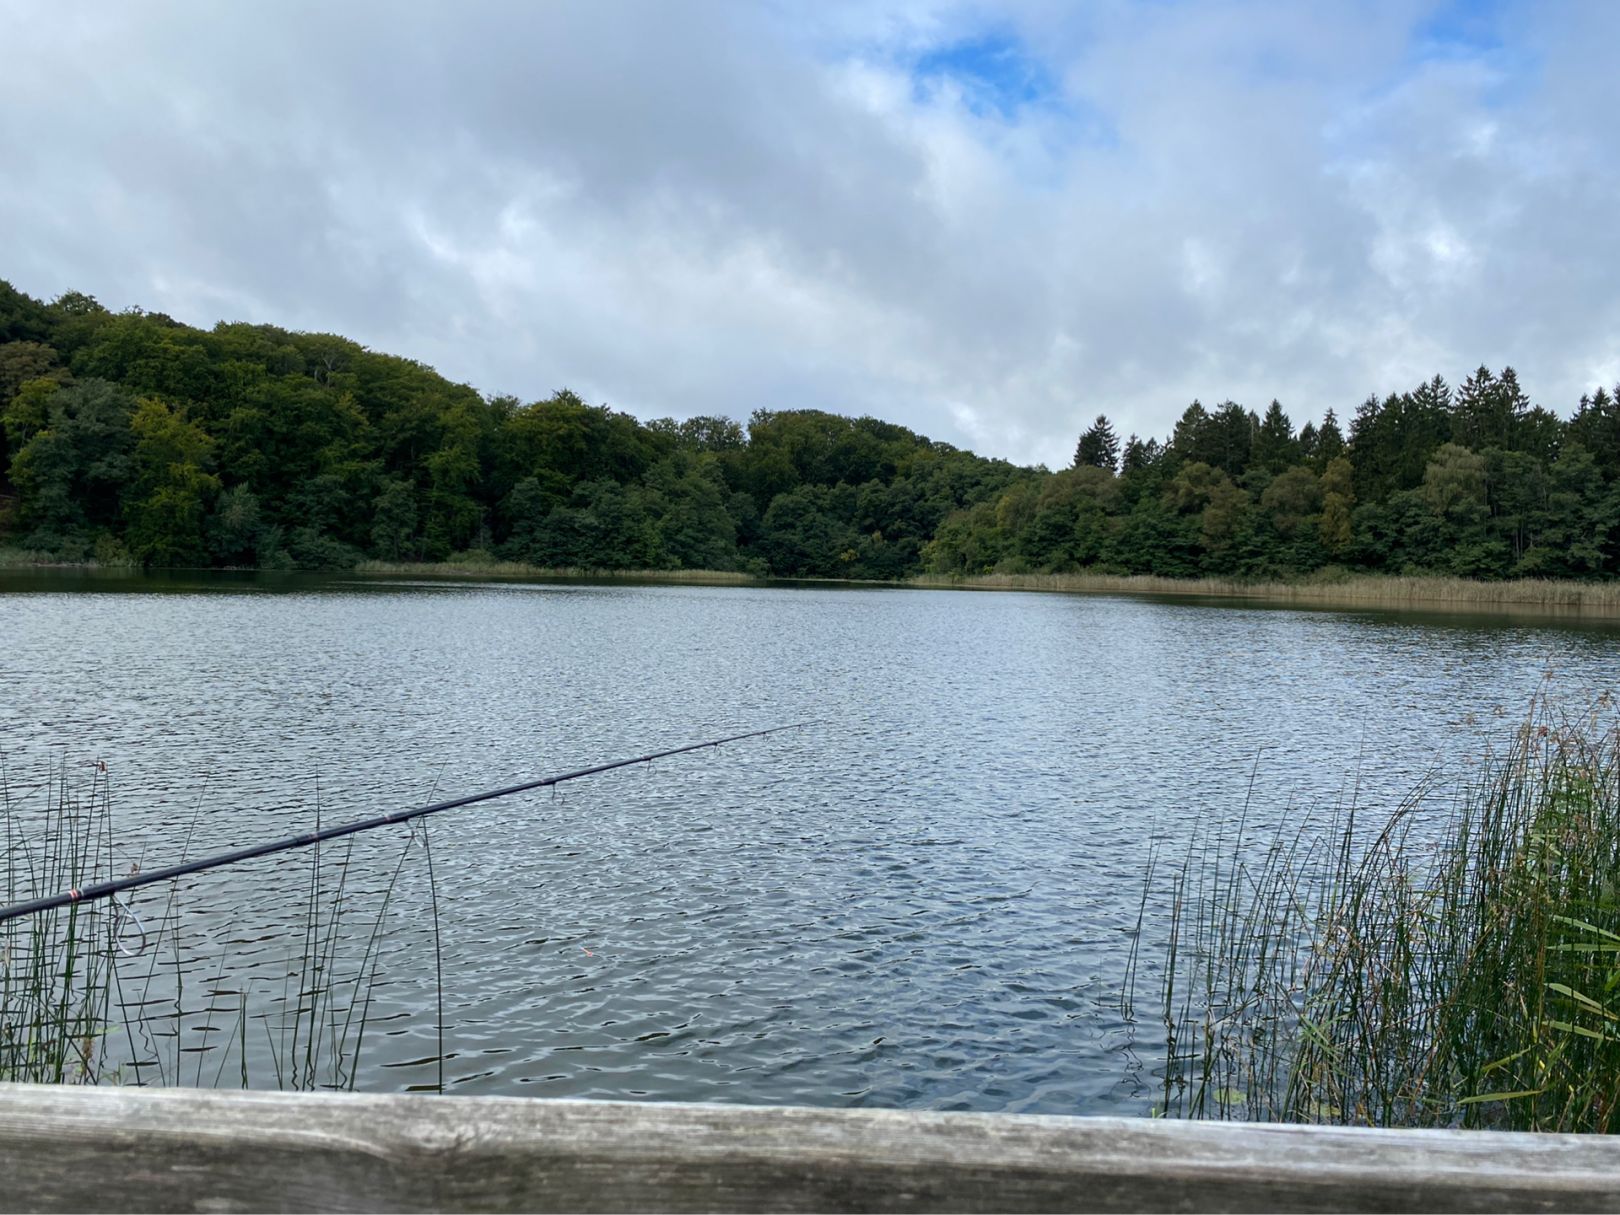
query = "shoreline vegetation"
xmin=907 ymin=570 xmax=1620 ymax=614
xmin=6 ymin=279 xmax=1620 ymax=591
xmin=352 ymin=558 xmax=756 ymax=584
xmin=1 ymin=759 xmax=424 ymax=1091
xmin=1138 ymin=694 xmax=1620 ymax=1133
xmin=11 ymin=544 xmax=1620 ymax=617
xmin=355 ymin=557 xmax=1620 ymax=614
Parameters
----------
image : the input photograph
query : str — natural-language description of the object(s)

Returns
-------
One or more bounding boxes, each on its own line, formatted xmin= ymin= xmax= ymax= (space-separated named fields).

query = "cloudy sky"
xmin=2 ymin=1 xmax=1615 ymax=467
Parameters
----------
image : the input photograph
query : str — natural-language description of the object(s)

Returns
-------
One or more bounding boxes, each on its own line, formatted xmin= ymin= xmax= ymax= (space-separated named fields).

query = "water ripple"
xmin=3 ymin=575 xmax=1619 ymax=1113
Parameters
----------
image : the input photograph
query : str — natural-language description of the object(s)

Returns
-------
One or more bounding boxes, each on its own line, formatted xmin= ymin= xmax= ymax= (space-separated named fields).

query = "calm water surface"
xmin=3 ymin=572 xmax=1618 ymax=1113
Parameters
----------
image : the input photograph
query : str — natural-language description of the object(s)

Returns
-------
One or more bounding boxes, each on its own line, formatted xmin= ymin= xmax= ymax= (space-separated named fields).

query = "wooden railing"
xmin=1 ymin=1083 xmax=1617 ymax=1212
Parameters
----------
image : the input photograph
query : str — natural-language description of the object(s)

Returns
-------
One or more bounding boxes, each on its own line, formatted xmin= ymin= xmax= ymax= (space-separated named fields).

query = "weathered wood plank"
xmin=0 ymin=1083 xmax=1616 ymax=1213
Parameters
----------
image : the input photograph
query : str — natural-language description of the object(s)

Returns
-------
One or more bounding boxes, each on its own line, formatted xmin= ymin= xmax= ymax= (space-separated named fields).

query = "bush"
xmin=287 ymin=528 xmax=362 ymax=570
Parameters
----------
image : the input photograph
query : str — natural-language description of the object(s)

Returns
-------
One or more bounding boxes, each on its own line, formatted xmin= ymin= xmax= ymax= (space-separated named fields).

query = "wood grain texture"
xmin=0 ymin=1084 xmax=1617 ymax=1213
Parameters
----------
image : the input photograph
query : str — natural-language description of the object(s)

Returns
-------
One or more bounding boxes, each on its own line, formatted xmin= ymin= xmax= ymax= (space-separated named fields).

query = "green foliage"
xmin=643 ymin=452 xmax=738 ymax=569
xmin=1173 ymin=400 xmax=1256 ymax=478
xmin=209 ymin=484 xmax=268 ymax=566
xmin=2 ymin=376 xmax=62 ymax=462
xmin=1260 ymin=465 xmax=1320 ymax=538
xmin=0 ymin=276 xmax=1617 ymax=583
xmin=1074 ymin=414 xmax=1121 ymax=473
xmin=1318 ymin=457 xmax=1354 ymax=556
xmin=1349 ymin=380 xmax=1452 ymax=503
xmin=370 ymin=478 xmax=419 ymax=562
xmin=9 ymin=379 xmax=136 ymax=553
xmin=0 ymin=342 xmax=69 ymax=409
xmin=1251 ymin=400 xmax=1298 ymax=476
xmin=124 ymin=397 xmax=219 ymax=567
xmin=505 ymin=478 xmax=659 ymax=570
xmin=1421 ymin=442 xmax=1487 ymax=517
xmin=0 ymin=279 xmax=53 ymax=345
xmin=1139 ymin=698 xmax=1620 ymax=1133
xmin=758 ymin=484 xmax=860 ymax=577
xmin=287 ymin=527 xmax=363 ymax=571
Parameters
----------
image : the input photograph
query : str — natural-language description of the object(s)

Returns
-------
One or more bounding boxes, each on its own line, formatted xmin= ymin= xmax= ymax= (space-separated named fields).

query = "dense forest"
xmin=2 ymin=277 xmax=1618 ymax=581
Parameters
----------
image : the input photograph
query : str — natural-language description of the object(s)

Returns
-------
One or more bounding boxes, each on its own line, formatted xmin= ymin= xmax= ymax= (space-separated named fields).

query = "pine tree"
xmin=1297 ymin=421 xmax=1319 ymax=463
xmin=1120 ymin=434 xmax=1157 ymax=475
xmin=1453 ymin=366 xmax=1525 ymax=452
xmin=1568 ymin=386 xmax=1619 ymax=480
xmin=1074 ymin=414 xmax=1120 ymax=473
xmin=1252 ymin=400 xmax=1297 ymax=474
xmin=1207 ymin=401 xmax=1256 ymax=479
xmin=1315 ymin=408 xmax=1345 ymax=467
xmin=1170 ymin=401 xmax=1210 ymax=462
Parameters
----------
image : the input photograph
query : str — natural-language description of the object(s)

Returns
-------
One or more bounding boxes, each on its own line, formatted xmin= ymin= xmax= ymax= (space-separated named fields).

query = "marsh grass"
xmin=354 ymin=558 xmax=757 ymax=584
xmin=259 ymin=818 xmax=418 ymax=1092
xmin=0 ymin=545 xmax=138 ymax=570
xmin=917 ymin=571 xmax=1620 ymax=616
xmin=0 ymin=547 xmax=68 ymax=569
xmin=1136 ymin=695 xmax=1620 ymax=1131
xmin=0 ymin=760 xmax=116 ymax=1083
xmin=3 ymin=760 xmax=429 ymax=1091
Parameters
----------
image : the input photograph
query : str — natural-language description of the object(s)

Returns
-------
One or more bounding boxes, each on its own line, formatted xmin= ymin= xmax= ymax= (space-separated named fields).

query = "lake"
xmin=3 ymin=570 xmax=1618 ymax=1113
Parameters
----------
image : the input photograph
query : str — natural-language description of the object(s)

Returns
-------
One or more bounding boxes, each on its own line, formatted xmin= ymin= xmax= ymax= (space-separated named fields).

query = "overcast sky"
xmin=3 ymin=0 xmax=1615 ymax=467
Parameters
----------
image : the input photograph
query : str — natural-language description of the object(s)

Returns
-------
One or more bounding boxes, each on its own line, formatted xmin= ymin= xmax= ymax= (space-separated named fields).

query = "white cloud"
xmin=1 ymin=0 xmax=1614 ymax=468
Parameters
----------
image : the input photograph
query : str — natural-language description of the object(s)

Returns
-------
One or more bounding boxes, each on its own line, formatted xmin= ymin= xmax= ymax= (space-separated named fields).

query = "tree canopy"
xmin=2 ymin=276 xmax=1617 ymax=583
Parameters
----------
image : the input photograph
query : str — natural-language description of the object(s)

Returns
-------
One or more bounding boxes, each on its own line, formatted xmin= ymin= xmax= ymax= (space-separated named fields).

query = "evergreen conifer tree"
xmin=1074 ymin=414 xmax=1120 ymax=473
xmin=1315 ymin=408 xmax=1345 ymax=466
xmin=1252 ymin=400 xmax=1297 ymax=473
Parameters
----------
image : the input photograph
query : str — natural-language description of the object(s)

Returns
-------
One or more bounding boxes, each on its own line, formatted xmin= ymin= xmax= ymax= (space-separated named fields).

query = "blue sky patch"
xmin=1413 ymin=0 xmax=1510 ymax=59
xmin=1406 ymin=0 xmax=1537 ymax=108
xmin=907 ymin=28 xmax=1118 ymax=159
xmin=912 ymin=31 xmax=1059 ymax=119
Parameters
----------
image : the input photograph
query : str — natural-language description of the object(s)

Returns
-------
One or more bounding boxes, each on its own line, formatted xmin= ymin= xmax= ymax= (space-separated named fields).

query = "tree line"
xmin=929 ymin=369 xmax=1618 ymax=580
xmin=2 ymin=277 xmax=1617 ymax=580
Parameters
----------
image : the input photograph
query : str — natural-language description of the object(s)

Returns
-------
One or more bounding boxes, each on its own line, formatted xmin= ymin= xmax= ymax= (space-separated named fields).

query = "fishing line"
xmin=111 ymin=892 xmax=148 ymax=958
xmin=0 ymin=723 xmax=813 ymax=926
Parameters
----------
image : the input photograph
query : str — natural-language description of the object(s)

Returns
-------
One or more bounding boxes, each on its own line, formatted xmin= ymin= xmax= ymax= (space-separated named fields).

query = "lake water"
xmin=3 ymin=571 xmax=1619 ymax=1112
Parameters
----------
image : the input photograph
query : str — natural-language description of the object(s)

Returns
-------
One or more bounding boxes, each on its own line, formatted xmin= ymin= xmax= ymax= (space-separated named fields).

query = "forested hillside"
xmin=2 ymin=277 xmax=1617 ymax=580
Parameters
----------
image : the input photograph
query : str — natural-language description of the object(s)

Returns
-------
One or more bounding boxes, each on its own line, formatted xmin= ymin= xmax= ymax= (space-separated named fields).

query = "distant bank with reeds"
xmin=0 ymin=546 xmax=136 ymax=570
xmin=352 ymin=558 xmax=758 ymax=584
xmin=911 ymin=570 xmax=1620 ymax=616
xmin=12 ymin=545 xmax=1620 ymax=618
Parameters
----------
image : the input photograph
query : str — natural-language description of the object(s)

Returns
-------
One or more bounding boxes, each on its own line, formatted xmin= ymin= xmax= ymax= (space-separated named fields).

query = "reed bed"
xmin=0 ymin=762 xmax=116 ymax=1083
xmin=915 ymin=571 xmax=1620 ymax=616
xmin=0 ymin=545 xmax=139 ymax=570
xmin=0 ymin=548 xmax=73 ymax=569
xmin=1 ymin=760 xmax=425 ymax=1091
xmin=354 ymin=559 xmax=757 ymax=584
xmin=1135 ymin=694 xmax=1620 ymax=1131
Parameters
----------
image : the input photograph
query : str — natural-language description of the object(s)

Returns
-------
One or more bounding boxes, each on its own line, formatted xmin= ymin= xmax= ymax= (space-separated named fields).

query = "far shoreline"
xmin=354 ymin=559 xmax=1620 ymax=616
xmin=7 ymin=549 xmax=1620 ymax=619
xmin=903 ymin=570 xmax=1620 ymax=616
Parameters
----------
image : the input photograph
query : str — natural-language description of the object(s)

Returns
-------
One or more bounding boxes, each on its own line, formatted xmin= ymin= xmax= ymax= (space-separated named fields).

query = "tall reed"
xmin=0 ymin=760 xmax=116 ymax=1083
xmin=1136 ymin=694 xmax=1620 ymax=1131
xmin=353 ymin=558 xmax=756 ymax=584
xmin=916 ymin=571 xmax=1620 ymax=616
xmin=3 ymin=760 xmax=424 ymax=1091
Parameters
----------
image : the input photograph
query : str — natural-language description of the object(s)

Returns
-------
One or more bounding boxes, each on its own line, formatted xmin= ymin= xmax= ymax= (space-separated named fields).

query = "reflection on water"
xmin=3 ymin=572 xmax=1619 ymax=1113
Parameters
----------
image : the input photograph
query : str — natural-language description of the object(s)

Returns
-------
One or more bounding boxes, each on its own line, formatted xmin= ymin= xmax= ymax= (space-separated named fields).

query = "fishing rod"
xmin=0 ymin=722 xmax=813 ymax=926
